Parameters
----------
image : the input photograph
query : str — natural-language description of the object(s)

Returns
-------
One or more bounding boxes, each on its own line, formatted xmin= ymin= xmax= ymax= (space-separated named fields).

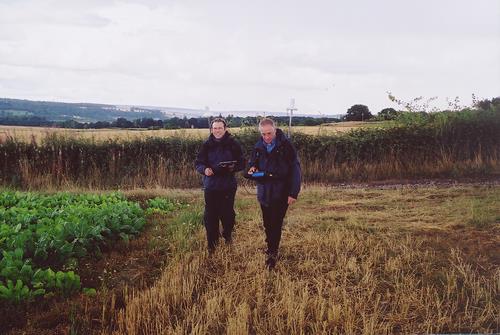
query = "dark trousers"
xmin=204 ymin=188 xmax=236 ymax=252
xmin=261 ymin=199 xmax=289 ymax=255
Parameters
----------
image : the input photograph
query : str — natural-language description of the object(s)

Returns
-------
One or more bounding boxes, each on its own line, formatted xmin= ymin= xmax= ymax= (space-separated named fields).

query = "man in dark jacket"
xmin=195 ymin=118 xmax=245 ymax=253
xmin=247 ymin=118 xmax=301 ymax=269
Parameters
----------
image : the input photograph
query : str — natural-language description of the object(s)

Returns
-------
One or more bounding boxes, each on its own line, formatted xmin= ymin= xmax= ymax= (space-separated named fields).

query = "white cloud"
xmin=0 ymin=0 xmax=499 ymax=114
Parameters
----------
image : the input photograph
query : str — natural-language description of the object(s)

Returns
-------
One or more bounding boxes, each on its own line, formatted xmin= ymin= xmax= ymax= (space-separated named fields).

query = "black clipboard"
xmin=218 ymin=160 xmax=237 ymax=168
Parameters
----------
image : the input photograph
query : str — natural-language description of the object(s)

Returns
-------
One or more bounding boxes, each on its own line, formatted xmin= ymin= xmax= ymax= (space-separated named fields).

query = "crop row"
xmin=0 ymin=192 xmax=153 ymax=303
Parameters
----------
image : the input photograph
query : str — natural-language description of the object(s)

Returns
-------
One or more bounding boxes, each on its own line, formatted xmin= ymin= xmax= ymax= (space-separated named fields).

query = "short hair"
xmin=211 ymin=117 xmax=227 ymax=128
xmin=258 ymin=118 xmax=275 ymax=129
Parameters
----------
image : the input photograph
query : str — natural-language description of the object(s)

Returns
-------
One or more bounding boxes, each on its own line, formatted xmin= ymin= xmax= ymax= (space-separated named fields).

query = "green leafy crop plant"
xmin=145 ymin=197 xmax=181 ymax=215
xmin=0 ymin=191 xmax=146 ymax=303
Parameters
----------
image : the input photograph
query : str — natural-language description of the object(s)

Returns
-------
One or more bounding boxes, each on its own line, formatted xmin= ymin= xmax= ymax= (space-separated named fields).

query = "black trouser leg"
xmin=261 ymin=200 xmax=289 ymax=255
xmin=204 ymin=190 xmax=220 ymax=252
xmin=204 ymin=188 xmax=236 ymax=252
xmin=220 ymin=188 xmax=236 ymax=243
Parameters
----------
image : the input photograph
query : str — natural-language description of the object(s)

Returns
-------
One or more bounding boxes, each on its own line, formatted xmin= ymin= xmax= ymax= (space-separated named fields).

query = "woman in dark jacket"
xmin=195 ymin=118 xmax=245 ymax=253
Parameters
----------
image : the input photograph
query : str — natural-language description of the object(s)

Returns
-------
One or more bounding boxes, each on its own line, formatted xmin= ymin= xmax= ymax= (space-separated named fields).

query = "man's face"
xmin=260 ymin=124 xmax=276 ymax=144
xmin=211 ymin=121 xmax=226 ymax=139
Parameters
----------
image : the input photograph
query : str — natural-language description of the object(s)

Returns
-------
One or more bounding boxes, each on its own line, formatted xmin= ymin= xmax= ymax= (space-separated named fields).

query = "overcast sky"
xmin=1 ymin=0 xmax=499 ymax=115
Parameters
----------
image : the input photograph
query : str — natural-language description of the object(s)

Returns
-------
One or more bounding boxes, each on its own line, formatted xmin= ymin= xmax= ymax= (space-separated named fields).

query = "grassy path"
xmin=111 ymin=185 xmax=499 ymax=334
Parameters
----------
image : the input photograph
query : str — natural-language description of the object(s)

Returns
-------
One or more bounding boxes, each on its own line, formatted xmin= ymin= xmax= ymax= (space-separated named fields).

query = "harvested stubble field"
xmin=0 ymin=122 xmax=380 ymax=143
xmin=6 ymin=184 xmax=499 ymax=334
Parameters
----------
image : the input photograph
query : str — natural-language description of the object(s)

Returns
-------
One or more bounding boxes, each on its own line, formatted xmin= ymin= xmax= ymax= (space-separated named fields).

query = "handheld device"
xmin=218 ymin=160 xmax=237 ymax=168
xmin=244 ymin=170 xmax=276 ymax=180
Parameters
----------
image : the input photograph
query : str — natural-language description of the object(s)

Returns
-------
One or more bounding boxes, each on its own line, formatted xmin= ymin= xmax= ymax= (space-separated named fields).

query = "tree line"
xmin=0 ymin=114 xmax=342 ymax=129
xmin=1 ymin=97 xmax=498 ymax=128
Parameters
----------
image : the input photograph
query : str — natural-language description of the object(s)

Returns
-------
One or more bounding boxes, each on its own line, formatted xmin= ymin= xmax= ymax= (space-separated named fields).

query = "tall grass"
xmin=1 ymin=109 xmax=499 ymax=189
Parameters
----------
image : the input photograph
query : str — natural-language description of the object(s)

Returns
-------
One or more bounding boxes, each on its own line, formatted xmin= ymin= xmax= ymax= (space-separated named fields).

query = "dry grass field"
xmin=0 ymin=122 xmax=384 ymax=143
xmin=111 ymin=185 xmax=499 ymax=335
xmin=7 ymin=184 xmax=498 ymax=334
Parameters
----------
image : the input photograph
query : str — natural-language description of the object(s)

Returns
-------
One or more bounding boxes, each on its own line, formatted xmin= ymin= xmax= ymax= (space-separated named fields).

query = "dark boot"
xmin=220 ymin=188 xmax=236 ymax=245
xmin=265 ymin=252 xmax=278 ymax=270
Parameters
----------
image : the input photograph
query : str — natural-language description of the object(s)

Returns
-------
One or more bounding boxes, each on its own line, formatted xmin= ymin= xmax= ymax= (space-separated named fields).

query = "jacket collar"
xmin=208 ymin=131 xmax=231 ymax=145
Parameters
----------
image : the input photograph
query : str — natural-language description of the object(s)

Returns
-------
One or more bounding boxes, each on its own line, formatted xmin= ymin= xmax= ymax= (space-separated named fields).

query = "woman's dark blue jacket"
xmin=194 ymin=132 xmax=245 ymax=191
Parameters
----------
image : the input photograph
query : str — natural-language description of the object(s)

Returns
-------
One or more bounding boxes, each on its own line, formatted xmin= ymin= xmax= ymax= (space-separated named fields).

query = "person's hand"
xmin=205 ymin=168 xmax=214 ymax=176
xmin=248 ymin=166 xmax=257 ymax=174
xmin=287 ymin=196 xmax=296 ymax=205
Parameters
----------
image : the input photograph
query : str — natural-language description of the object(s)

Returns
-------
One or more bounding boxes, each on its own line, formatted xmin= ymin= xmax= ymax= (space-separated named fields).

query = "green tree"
xmin=344 ymin=104 xmax=373 ymax=121
xmin=378 ymin=108 xmax=399 ymax=120
xmin=474 ymin=96 xmax=500 ymax=111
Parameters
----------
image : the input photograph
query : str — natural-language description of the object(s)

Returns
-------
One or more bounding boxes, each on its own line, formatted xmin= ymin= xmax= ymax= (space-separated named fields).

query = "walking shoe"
xmin=265 ymin=253 xmax=278 ymax=270
xmin=208 ymin=246 xmax=216 ymax=256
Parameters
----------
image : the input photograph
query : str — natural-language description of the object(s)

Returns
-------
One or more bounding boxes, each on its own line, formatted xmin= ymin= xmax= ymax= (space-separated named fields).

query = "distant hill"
xmin=0 ymin=98 xmax=340 ymax=123
xmin=0 ymin=98 xmax=168 ymax=122
xmin=0 ymin=98 xmax=272 ymax=122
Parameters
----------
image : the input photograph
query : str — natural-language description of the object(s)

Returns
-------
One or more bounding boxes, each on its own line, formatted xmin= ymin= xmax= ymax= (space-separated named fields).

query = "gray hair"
xmin=258 ymin=117 xmax=275 ymax=129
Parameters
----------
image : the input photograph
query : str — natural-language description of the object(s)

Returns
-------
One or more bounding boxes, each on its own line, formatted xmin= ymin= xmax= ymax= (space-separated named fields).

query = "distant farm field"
xmin=0 ymin=122 xmax=385 ymax=142
xmin=3 ymin=184 xmax=498 ymax=334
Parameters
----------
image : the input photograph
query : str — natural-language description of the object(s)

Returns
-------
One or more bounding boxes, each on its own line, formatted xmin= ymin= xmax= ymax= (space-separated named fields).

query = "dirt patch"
xmin=360 ymin=204 xmax=386 ymax=211
xmin=316 ymin=177 xmax=500 ymax=190
xmin=328 ymin=203 xmax=386 ymax=212
xmin=328 ymin=205 xmax=355 ymax=211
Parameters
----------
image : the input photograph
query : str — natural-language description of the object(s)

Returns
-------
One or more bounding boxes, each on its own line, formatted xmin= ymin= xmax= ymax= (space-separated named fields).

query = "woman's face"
xmin=211 ymin=121 xmax=226 ymax=139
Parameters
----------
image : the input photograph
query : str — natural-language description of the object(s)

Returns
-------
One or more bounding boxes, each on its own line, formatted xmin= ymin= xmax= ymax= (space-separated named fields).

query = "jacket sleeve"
xmin=287 ymin=143 xmax=301 ymax=199
xmin=232 ymin=140 xmax=246 ymax=173
xmin=194 ymin=142 xmax=209 ymax=175
xmin=247 ymin=147 xmax=258 ymax=171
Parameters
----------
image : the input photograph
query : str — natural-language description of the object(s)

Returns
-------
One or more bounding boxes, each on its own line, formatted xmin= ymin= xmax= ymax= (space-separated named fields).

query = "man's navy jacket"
xmin=195 ymin=132 xmax=245 ymax=191
xmin=248 ymin=128 xmax=301 ymax=206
